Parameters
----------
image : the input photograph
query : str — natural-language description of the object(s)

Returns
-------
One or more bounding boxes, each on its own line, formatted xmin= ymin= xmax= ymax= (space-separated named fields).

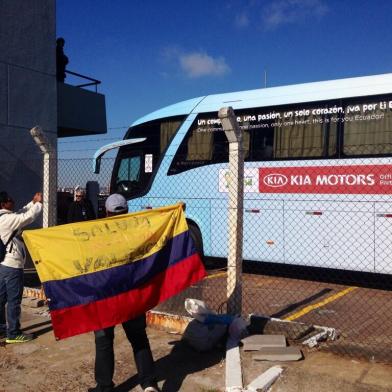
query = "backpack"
xmin=0 ymin=213 xmax=18 ymax=262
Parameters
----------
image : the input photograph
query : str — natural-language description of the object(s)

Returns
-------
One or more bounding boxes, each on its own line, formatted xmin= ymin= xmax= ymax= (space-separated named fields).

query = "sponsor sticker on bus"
xmin=259 ymin=165 xmax=392 ymax=194
xmin=219 ymin=168 xmax=259 ymax=193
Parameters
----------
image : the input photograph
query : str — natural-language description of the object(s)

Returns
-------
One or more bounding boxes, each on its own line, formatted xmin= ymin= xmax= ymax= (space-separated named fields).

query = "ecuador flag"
xmin=23 ymin=204 xmax=206 ymax=340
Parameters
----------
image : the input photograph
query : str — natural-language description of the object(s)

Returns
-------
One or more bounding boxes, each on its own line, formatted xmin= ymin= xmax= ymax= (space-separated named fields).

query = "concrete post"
xmin=218 ymin=107 xmax=244 ymax=315
xmin=30 ymin=126 xmax=57 ymax=227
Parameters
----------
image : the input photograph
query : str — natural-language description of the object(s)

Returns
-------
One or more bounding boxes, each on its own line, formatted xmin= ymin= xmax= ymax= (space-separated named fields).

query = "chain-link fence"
xmin=55 ymin=154 xmax=392 ymax=363
xmin=57 ymin=157 xmax=115 ymax=222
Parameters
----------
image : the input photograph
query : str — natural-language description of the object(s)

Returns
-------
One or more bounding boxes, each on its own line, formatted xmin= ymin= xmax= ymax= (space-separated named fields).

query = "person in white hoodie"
xmin=0 ymin=191 xmax=42 ymax=343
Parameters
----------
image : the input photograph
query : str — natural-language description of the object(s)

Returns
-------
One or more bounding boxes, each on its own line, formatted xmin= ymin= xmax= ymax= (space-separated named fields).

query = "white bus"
xmin=95 ymin=73 xmax=392 ymax=274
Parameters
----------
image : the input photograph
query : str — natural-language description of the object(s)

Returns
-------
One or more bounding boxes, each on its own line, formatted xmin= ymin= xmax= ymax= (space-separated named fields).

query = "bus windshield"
xmin=111 ymin=116 xmax=185 ymax=197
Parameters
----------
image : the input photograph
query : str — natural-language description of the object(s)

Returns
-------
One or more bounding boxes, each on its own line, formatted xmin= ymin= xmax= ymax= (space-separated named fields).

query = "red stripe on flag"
xmin=50 ymin=253 xmax=206 ymax=340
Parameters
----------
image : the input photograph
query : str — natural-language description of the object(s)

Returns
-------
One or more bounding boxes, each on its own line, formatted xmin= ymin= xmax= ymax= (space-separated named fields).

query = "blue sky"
xmin=57 ymin=0 xmax=392 ymax=159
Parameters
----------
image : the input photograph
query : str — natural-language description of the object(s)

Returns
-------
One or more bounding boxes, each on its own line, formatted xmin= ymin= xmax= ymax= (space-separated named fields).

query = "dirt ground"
xmin=1 ymin=304 xmax=392 ymax=392
xmin=0 ymin=305 xmax=226 ymax=392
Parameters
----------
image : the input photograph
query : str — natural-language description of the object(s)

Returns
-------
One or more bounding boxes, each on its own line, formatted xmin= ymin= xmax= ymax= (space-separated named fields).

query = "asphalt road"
xmin=157 ymin=260 xmax=392 ymax=362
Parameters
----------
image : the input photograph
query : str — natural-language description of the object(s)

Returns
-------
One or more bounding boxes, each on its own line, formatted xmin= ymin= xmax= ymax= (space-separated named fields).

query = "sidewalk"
xmin=0 ymin=305 xmax=391 ymax=392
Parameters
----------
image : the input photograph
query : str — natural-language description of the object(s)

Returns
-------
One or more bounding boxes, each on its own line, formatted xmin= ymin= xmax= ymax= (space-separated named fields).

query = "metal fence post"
xmin=30 ymin=126 xmax=57 ymax=227
xmin=218 ymin=107 xmax=244 ymax=315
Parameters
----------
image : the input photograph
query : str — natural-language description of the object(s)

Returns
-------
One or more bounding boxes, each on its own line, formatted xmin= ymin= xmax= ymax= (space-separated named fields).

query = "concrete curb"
xmin=146 ymin=311 xmax=192 ymax=333
xmin=23 ymin=286 xmax=46 ymax=300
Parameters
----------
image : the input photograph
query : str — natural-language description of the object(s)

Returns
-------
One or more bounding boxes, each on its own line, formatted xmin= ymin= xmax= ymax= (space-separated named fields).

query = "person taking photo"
xmin=0 ymin=191 xmax=43 ymax=344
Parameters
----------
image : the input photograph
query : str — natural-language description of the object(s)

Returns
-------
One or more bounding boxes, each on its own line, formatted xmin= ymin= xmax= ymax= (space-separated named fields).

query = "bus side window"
xmin=212 ymin=130 xmax=229 ymax=163
xmin=160 ymin=120 xmax=182 ymax=153
xmin=168 ymin=122 xmax=226 ymax=174
xmin=242 ymin=129 xmax=250 ymax=159
xmin=117 ymin=156 xmax=141 ymax=182
xmin=250 ymin=128 xmax=275 ymax=161
xmin=343 ymin=104 xmax=392 ymax=156
xmin=187 ymin=130 xmax=213 ymax=161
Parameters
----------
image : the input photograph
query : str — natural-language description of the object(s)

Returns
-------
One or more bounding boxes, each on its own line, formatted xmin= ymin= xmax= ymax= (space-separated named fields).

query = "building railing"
xmin=65 ymin=70 xmax=101 ymax=93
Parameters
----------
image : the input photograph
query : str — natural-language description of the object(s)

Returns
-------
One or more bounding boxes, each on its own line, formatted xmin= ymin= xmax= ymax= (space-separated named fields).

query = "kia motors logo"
xmin=263 ymin=173 xmax=288 ymax=187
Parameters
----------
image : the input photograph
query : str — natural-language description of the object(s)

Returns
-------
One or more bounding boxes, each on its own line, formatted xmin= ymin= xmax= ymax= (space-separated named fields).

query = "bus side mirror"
xmin=93 ymin=157 xmax=101 ymax=174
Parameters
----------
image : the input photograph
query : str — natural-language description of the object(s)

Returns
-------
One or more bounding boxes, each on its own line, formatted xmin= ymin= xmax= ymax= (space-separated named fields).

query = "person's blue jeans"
xmin=0 ymin=264 xmax=24 ymax=338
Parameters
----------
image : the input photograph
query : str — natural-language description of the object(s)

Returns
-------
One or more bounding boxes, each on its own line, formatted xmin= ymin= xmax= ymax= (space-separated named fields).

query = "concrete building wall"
xmin=0 ymin=0 xmax=57 ymax=216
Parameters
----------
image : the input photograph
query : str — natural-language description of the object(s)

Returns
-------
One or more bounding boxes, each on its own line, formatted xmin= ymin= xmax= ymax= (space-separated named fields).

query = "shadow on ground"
xmin=22 ymin=319 xmax=53 ymax=337
xmin=114 ymin=339 xmax=224 ymax=392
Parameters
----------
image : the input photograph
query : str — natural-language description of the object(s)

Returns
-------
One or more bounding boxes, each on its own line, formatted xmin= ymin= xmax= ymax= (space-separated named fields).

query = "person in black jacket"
xmin=67 ymin=190 xmax=96 ymax=223
xmin=88 ymin=193 xmax=159 ymax=392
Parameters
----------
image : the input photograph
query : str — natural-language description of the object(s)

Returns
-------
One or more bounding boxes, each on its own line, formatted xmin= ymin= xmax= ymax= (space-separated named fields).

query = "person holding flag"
xmin=88 ymin=193 xmax=160 ymax=392
xmin=23 ymin=194 xmax=206 ymax=391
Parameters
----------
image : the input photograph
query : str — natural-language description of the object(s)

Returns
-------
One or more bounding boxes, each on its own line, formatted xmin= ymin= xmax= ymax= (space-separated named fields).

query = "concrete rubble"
xmin=253 ymin=346 xmax=303 ymax=362
xmin=242 ymin=334 xmax=286 ymax=351
xmin=302 ymin=325 xmax=338 ymax=348
xmin=241 ymin=334 xmax=303 ymax=362
xmin=226 ymin=337 xmax=244 ymax=391
xmin=226 ymin=334 xmax=287 ymax=391
xmin=249 ymin=314 xmax=338 ymax=347
xmin=247 ymin=366 xmax=284 ymax=392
